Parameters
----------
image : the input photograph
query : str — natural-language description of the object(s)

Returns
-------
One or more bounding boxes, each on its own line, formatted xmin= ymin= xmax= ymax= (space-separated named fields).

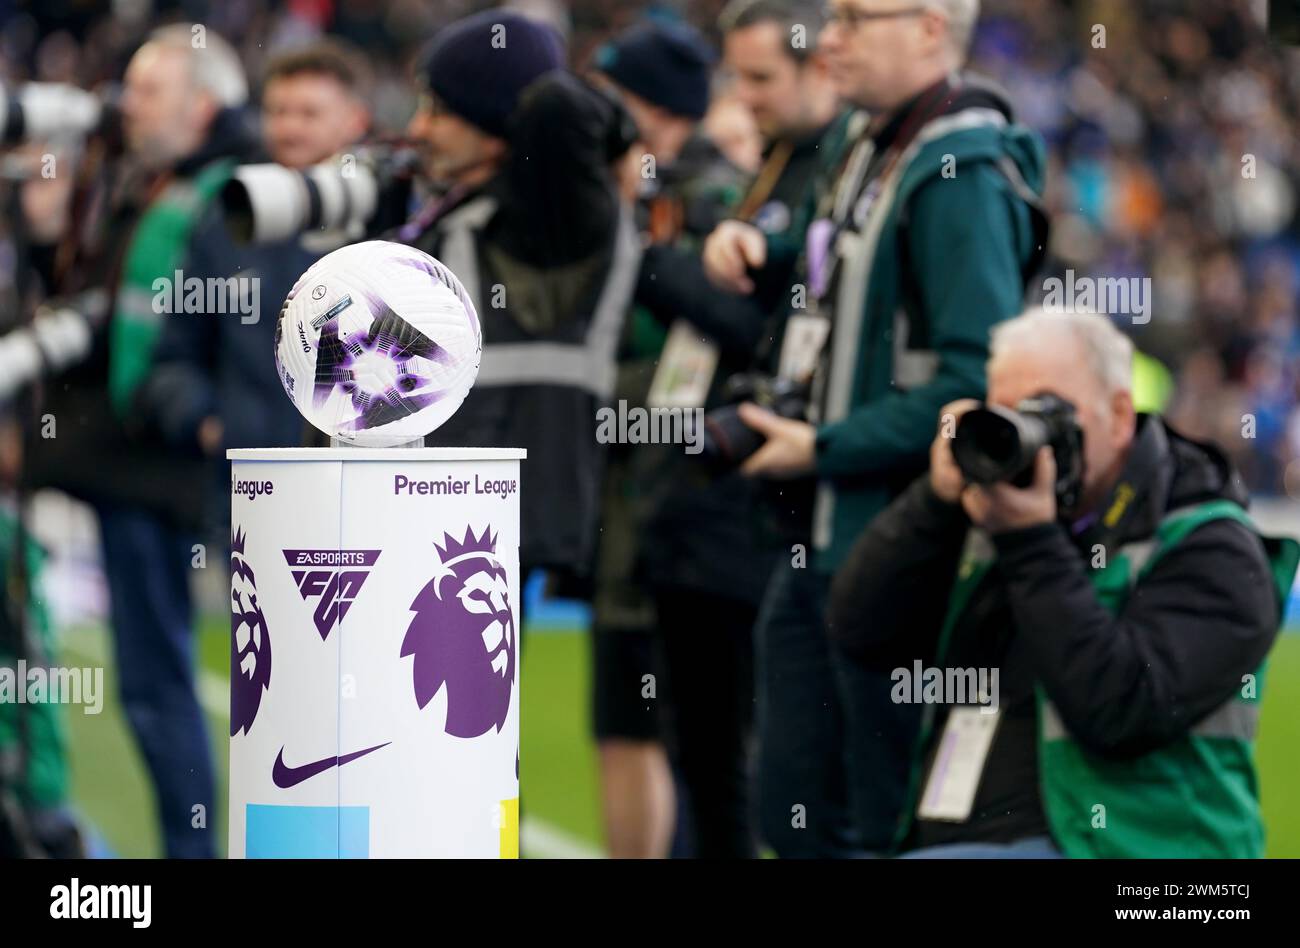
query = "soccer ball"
xmin=274 ymin=240 xmax=481 ymax=447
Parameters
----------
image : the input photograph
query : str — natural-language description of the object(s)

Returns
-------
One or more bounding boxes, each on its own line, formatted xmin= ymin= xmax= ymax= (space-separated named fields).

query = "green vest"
xmin=109 ymin=159 xmax=235 ymax=417
xmin=0 ymin=509 xmax=65 ymax=809
xmin=899 ymin=499 xmax=1299 ymax=858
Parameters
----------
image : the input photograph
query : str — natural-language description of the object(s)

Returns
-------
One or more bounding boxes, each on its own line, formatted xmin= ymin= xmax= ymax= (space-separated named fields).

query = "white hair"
xmin=145 ymin=24 xmax=248 ymax=108
xmin=926 ymin=0 xmax=980 ymax=61
xmin=990 ymin=308 xmax=1134 ymax=394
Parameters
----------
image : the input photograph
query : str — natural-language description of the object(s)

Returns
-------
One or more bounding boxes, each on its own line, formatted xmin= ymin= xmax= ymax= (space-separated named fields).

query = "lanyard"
xmin=735 ymin=138 xmax=795 ymax=222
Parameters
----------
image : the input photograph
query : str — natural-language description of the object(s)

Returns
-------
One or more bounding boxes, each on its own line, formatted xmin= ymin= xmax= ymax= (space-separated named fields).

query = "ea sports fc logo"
xmin=283 ymin=549 xmax=381 ymax=640
xmin=401 ymin=526 xmax=514 ymax=739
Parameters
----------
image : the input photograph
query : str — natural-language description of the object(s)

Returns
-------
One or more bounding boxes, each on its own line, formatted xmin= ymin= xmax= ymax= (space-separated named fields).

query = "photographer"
xmin=588 ymin=18 xmax=749 ymax=860
xmin=828 ymin=310 xmax=1298 ymax=858
xmin=138 ymin=41 xmax=371 ymax=486
xmin=703 ymin=0 xmax=1047 ymax=856
xmin=398 ymin=11 xmax=639 ymax=594
xmin=21 ymin=25 xmax=256 ymax=858
xmin=590 ymin=6 xmax=844 ymax=859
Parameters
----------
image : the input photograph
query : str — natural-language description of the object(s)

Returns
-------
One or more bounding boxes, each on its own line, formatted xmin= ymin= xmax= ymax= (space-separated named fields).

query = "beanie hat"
xmin=595 ymin=20 xmax=715 ymax=120
xmin=420 ymin=10 xmax=565 ymax=138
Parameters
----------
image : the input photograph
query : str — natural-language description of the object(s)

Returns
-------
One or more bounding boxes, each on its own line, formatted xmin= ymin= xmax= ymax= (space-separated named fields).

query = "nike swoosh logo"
xmin=272 ymin=742 xmax=391 ymax=788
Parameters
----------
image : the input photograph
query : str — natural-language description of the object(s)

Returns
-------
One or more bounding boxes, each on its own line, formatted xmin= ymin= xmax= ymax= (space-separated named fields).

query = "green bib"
xmin=897 ymin=500 xmax=1299 ymax=858
xmin=109 ymin=159 xmax=235 ymax=417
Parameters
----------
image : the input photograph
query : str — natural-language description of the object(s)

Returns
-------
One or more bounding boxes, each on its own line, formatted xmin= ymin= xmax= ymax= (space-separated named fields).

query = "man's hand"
xmin=702 ymin=220 xmax=766 ymax=294
xmin=930 ymin=398 xmax=980 ymax=503
xmin=737 ymin=402 xmax=816 ymax=478
xmin=961 ymin=446 xmax=1057 ymax=534
xmin=198 ymin=416 xmax=224 ymax=456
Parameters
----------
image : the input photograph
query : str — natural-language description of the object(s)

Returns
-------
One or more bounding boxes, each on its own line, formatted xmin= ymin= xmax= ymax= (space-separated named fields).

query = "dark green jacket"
xmin=788 ymin=88 xmax=1047 ymax=570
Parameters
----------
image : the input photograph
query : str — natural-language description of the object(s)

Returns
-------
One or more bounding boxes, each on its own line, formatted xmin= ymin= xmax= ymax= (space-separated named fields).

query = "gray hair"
xmin=990 ymin=308 xmax=1134 ymax=394
xmin=926 ymin=0 xmax=980 ymax=61
xmin=145 ymin=24 xmax=248 ymax=108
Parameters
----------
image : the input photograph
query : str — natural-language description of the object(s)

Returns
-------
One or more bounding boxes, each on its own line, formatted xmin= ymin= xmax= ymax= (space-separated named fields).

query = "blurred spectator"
xmin=972 ymin=0 xmax=1300 ymax=496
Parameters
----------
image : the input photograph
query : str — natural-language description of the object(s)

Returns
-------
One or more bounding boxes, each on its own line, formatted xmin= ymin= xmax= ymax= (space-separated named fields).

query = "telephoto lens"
xmin=219 ymin=146 xmax=417 ymax=245
xmin=0 ymin=289 xmax=110 ymax=402
xmin=0 ymin=83 xmax=103 ymax=145
xmin=220 ymin=160 xmax=380 ymax=244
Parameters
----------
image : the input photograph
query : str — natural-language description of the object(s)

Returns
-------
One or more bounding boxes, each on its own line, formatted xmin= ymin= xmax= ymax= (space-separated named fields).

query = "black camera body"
xmin=951 ymin=393 xmax=1085 ymax=512
xmin=701 ymin=373 xmax=810 ymax=468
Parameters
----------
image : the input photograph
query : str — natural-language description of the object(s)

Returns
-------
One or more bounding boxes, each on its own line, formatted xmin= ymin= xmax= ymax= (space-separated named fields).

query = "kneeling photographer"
xmin=828 ymin=309 xmax=1299 ymax=858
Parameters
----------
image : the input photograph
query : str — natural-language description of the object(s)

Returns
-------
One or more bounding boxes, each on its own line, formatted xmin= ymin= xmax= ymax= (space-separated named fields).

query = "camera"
xmin=219 ymin=143 xmax=418 ymax=244
xmin=0 ymin=289 xmax=111 ymax=403
xmin=701 ymin=373 xmax=810 ymax=468
xmin=951 ymin=393 xmax=1085 ymax=511
xmin=0 ymin=83 xmax=109 ymax=146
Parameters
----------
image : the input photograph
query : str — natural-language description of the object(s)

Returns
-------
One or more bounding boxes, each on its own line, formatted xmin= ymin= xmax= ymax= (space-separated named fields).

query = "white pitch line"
xmin=521 ymin=817 xmax=604 ymax=859
xmin=58 ymin=624 xmax=605 ymax=859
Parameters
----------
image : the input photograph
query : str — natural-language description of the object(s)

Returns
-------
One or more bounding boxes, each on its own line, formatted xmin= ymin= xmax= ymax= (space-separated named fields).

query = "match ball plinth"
xmin=227 ymin=446 xmax=524 ymax=858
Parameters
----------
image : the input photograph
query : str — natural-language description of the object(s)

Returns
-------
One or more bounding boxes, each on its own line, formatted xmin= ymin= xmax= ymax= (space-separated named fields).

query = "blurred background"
xmin=2 ymin=0 xmax=1299 ymax=857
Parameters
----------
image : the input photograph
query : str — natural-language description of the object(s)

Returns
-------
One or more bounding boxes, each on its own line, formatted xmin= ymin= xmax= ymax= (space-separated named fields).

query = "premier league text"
xmin=393 ymin=473 xmax=518 ymax=499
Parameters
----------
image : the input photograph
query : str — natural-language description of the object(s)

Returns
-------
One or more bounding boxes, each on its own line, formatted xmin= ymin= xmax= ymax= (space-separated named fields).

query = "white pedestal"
xmin=226 ymin=447 xmax=524 ymax=858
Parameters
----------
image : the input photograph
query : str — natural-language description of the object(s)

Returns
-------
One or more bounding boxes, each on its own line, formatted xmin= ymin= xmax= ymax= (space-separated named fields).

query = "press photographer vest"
xmin=433 ymin=194 xmax=638 ymax=398
xmin=417 ymin=192 xmax=641 ymax=574
xmin=800 ymin=93 xmax=1048 ymax=570
xmin=901 ymin=500 xmax=1299 ymax=858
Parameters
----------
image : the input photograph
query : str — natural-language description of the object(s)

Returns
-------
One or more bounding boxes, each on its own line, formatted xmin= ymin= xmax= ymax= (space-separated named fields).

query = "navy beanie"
xmin=596 ymin=21 xmax=715 ymax=120
xmin=420 ymin=10 xmax=565 ymax=138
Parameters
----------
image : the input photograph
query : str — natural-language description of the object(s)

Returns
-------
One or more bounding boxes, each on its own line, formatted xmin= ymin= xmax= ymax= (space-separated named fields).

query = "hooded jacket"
xmin=783 ymin=76 xmax=1048 ymax=571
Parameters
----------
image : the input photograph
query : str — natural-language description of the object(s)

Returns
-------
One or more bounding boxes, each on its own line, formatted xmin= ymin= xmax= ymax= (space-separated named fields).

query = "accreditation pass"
xmin=917 ymin=707 xmax=1002 ymax=822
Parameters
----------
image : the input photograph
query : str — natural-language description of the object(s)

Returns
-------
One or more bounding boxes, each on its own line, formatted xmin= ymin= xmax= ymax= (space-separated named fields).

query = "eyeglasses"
xmin=823 ymin=4 xmax=929 ymax=30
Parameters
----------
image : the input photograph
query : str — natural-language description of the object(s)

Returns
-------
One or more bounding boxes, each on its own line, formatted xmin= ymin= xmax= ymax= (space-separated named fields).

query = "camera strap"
xmin=735 ymin=139 xmax=795 ymax=222
xmin=790 ymin=77 xmax=963 ymax=417
xmin=1070 ymin=415 xmax=1171 ymax=553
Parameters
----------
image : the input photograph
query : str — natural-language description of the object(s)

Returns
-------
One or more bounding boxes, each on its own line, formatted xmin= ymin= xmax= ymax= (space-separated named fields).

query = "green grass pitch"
xmin=56 ymin=617 xmax=1300 ymax=858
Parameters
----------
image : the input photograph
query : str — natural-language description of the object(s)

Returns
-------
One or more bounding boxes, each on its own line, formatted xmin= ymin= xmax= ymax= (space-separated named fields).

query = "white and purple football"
xmin=274 ymin=240 xmax=481 ymax=447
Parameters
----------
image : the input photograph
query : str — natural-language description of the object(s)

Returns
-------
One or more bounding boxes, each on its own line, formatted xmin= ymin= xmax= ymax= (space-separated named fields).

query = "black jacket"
xmin=826 ymin=415 xmax=1279 ymax=847
xmin=632 ymin=126 xmax=836 ymax=604
xmin=408 ymin=71 xmax=635 ymax=581
xmin=134 ymin=205 xmax=328 ymax=535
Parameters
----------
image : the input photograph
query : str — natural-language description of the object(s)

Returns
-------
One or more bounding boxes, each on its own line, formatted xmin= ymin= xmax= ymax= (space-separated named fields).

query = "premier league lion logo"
xmin=401 ymin=526 xmax=515 ymax=738
xmin=230 ymin=527 xmax=272 ymax=737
